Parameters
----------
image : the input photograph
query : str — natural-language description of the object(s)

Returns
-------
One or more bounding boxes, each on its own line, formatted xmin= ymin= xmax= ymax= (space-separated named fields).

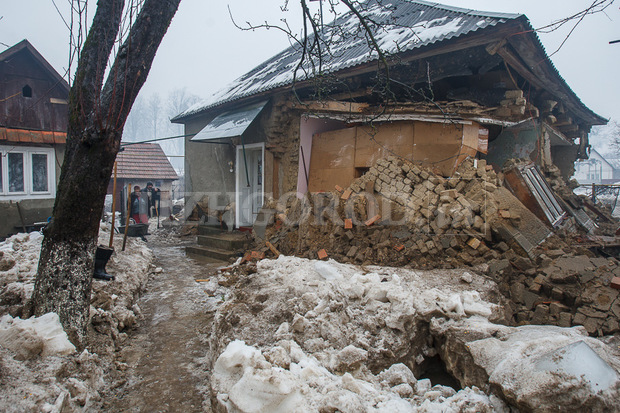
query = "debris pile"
xmin=253 ymin=156 xmax=620 ymax=336
xmin=260 ymin=156 xmax=544 ymax=269
xmin=489 ymin=237 xmax=620 ymax=336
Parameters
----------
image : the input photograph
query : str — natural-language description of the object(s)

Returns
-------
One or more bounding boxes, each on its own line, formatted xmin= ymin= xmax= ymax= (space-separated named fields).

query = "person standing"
xmin=142 ymin=182 xmax=161 ymax=218
xmin=130 ymin=185 xmax=142 ymax=223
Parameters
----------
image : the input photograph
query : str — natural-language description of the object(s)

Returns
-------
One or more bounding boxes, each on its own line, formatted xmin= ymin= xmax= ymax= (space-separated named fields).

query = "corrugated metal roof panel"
xmin=191 ymin=100 xmax=267 ymax=141
xmin=177 ymin=0 xmax=520 ymax=119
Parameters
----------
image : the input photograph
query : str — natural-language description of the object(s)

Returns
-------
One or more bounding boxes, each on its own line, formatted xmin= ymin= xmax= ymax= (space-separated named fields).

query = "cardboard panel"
xmin=308 ymin=127 xmax=356 ymax=192
xmin=413 ymin=122 xmax=464 ymax=176
xmin=355 ymin=122 xmax=414 ymax=167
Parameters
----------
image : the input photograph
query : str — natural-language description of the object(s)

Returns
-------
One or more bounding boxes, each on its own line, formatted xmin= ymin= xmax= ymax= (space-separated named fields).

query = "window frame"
xmin=0 ymin=145 xmax=56 ymax=200
xmin=7 ymin=151 xmax=26 ymax=195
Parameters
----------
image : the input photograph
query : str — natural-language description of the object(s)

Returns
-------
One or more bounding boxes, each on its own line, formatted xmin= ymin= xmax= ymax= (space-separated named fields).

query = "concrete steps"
xmin=185 ymin=225 xmax=249 ymax=262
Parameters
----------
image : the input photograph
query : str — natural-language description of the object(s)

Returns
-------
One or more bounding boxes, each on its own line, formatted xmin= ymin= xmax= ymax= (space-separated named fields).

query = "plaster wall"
xmin=0 ymin=198 xmax=54 ymax=239
xmin=183 ymin=115 xmax=236 ymax=223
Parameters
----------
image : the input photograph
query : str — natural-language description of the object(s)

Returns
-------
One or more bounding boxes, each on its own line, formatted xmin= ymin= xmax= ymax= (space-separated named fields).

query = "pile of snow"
xmin=209 ymin=256 xmax=620 ymax=412
xmin=213 ymin=339 xmax=507 ymax=412
xmin=0 ymin=226 xmax=154 ymax=411
xmin=0 ymin=313 xmax=75 ymax=360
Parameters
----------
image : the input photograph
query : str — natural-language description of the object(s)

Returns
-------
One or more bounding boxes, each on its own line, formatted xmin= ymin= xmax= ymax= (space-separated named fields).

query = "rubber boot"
xmin=93 ymin=246 xmax=115 ymax=281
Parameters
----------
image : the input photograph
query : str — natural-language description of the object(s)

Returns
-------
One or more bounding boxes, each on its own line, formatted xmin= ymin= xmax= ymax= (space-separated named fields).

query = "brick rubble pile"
xmin=254 ymin=156 xmax=620 ymax=336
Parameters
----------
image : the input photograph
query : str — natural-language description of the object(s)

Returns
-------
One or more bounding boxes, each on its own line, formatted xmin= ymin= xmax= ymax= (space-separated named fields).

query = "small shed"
xmin=108 ymin=143 xmax=179 ymax=217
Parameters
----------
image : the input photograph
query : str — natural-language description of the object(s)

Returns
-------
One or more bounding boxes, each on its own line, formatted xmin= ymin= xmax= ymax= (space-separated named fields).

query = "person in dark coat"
xmin=142 ymin=182 xmax=161 ymax=217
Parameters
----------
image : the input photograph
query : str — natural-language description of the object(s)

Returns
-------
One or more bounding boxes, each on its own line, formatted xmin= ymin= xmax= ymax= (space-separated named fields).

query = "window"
xmin=8 ymin=153 xmax=24 ymax=192
xmin=32 ymin=153 xmax=49 ymax=192
xmin=0 ymin=146 xmax=55 ymax=199
xmin=22 ymin=85 xmax=32 ymax=98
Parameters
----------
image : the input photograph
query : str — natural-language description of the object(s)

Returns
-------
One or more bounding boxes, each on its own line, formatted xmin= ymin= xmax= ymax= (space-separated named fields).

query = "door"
xmin=236 ymin=145 xmax=264 ymax=227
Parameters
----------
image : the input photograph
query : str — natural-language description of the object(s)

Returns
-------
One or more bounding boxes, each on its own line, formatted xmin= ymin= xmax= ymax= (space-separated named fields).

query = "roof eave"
xmin=505 ymin=16 xmax=607 ymax=126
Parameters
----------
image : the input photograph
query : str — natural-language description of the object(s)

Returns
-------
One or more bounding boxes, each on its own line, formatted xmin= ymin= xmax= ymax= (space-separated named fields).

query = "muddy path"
xmin=103 ymin=237 xmax=224 ymax=412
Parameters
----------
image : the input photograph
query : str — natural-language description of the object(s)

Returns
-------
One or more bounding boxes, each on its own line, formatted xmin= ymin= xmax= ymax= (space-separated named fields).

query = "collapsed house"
xmin=173 ymin=0 xmax=619 ymax=337
xmin=173 ymin=0 xmax=606 ymax=230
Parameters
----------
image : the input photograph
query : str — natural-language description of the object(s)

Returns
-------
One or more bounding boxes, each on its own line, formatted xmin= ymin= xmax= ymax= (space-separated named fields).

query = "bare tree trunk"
xmin=31 ymin=0 xmax=181 ymax=349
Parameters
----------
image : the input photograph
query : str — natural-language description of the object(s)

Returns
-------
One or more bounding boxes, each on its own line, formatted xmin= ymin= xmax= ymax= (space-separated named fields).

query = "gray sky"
xmin=1 ymin=1 xmax=619 ymax=123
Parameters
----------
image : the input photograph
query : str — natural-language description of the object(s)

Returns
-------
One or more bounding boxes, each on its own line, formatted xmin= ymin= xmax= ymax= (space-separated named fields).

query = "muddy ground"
xmin=99 ymin=235 xmax=225 ymax=412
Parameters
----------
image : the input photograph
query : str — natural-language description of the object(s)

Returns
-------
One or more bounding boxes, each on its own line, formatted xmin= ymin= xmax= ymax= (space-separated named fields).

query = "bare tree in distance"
xmin=31 ymin=0 xmax=181 ymax=348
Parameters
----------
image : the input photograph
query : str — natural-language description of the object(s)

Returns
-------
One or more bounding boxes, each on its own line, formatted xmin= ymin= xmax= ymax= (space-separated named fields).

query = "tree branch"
xmin=70 ymin=0 xmax=125 ymax=130
xmin=100 ymin=0 xmax=181 ymax=134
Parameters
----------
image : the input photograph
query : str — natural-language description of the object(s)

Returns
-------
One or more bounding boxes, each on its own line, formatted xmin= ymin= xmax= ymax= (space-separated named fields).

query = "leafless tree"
xmin=31 ymin=0 xmax=181 ymax=348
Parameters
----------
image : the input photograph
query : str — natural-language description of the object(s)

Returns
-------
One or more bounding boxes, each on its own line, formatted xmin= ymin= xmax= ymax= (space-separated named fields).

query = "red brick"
xmin=365 ymin=215 xmax=381 ymax=226
xmin=317 ymin=249 xmax=328 ymax=260
xmin=611 ymin=277 xmax=620 ymax=290
xmin=344 ymin=219 xmax=353 ymax=229
xmin=251 ymin=251 xmax=265 ymax=260
xmin=394 ymin=244 xmax=405 ymax=252
xmin=335 ymin=185 xmax=344 ymax=193
xmin=241 ymin=252 xmax=252 ymax=264
xmin=341 ymin=189 xmax=352 ymax=200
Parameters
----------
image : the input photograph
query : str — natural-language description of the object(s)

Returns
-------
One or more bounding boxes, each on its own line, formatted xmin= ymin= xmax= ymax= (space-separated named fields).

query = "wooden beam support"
xmin=297 ymin=100 xmax=369 ymax=113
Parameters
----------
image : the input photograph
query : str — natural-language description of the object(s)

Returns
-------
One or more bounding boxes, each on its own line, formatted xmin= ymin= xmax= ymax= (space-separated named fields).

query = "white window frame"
xmin=0 ymin=145 xmax=56 ymax=200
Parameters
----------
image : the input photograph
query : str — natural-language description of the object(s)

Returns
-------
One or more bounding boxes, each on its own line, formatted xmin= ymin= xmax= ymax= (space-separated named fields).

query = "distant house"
xmin=0 ymin=40 xmax=69 ymax=238
xmin=173 ymin=0 xmax=606 ymax=230
xmin=574 ymin=149 xmax=618 ymax=184
xmin=108 ymin=143 xmax=179 ymax=217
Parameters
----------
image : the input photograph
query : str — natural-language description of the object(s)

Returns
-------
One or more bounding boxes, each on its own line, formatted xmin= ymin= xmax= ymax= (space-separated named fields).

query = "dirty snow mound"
xmin=0 ymin=313 xmax=75 ymax=359
xmin=212 ymin=339 xmax=507 ymax=412
xmin=208 ymin=256 xmax=620 ymax=412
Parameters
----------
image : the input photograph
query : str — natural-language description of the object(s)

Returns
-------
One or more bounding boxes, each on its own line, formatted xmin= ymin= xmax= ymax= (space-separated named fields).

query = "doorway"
xmin=236 ymin=144 xmax=264 ymax=228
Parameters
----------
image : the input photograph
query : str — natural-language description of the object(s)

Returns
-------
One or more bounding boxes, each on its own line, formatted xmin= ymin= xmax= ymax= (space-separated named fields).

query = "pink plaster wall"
xmin=297 ymin=117 xmax=346 ymax=196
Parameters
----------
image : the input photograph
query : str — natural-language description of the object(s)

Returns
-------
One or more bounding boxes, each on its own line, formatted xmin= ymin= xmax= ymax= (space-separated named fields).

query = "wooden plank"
xmin=301 ymin=100 xmax=369 ymax=113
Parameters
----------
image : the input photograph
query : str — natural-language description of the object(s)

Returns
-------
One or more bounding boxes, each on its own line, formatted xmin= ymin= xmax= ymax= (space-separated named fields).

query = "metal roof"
xmin=176 ymin=0 xmax=521 ymax=120
xmin=116 ymin=143 xmax=178 ymax=180
xmin=191 ymin=100 xmax=267 ymax=141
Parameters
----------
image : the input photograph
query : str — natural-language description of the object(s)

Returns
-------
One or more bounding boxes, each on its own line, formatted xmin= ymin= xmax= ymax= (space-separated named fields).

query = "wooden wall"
xmin=0 ymin=48 xmax=68 ymax=132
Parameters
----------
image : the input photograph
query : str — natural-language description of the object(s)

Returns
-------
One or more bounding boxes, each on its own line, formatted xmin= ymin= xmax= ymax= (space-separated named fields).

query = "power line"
xmin=120 ymin=133 xmax=192 ymax=146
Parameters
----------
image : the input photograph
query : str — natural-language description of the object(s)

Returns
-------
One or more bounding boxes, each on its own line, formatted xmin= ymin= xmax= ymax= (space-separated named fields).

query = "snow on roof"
xmin=175 ymin=0 xmax=521 ymax=120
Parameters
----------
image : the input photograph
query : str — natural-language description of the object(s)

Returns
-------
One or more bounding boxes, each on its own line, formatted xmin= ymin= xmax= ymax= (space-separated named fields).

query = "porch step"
xmin=197 ymin=233 xmax=249 ymax=250
xmin=197 ymin=224 xmax=228 ymax=236
xmin=185 ymin=245 xmax=239 ymax=262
